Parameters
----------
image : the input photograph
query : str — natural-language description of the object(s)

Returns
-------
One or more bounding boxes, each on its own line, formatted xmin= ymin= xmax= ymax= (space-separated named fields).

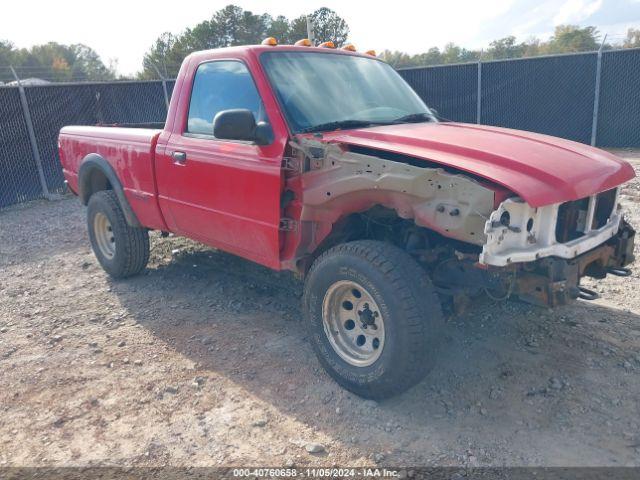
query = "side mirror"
xmin=213 ymin=109 xmax=272 ymax=145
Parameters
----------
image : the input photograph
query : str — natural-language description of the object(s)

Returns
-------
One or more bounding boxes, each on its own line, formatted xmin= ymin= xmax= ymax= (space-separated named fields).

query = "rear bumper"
xmin=512 ymin=219 xmax=635 ymax=307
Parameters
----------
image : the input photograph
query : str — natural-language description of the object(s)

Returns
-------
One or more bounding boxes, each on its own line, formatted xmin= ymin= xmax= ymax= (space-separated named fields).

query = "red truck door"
xmin=156 ymin=60 xmax=285 ymax=270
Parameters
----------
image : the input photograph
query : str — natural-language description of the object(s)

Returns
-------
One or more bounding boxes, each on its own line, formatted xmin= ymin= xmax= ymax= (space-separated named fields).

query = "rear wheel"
xmin=303 ymin=240 xmax=443 ymax=399
xmin=87 ymin=190 xmax=149 ymax=278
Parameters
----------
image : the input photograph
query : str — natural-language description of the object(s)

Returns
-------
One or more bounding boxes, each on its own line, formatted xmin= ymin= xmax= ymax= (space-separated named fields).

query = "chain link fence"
xmin=0 ymin=80 xmax=170 ymax=207
xmin=23 ymin=81 xmax=169 ymax=195
xmin=0 ymin=88 xmax=42 ymax=207
xmin=399 ymin=62 xmax=478 ymax=123
xmin=479 ymin=52 xmax=598 ymax=144
xmin=399 ymin=47 xmax=640 ymax=147
xmin=1 ymin=48 xmax=640 ymax=209
xmin=597 ymin=48 xmax=640 ymax=147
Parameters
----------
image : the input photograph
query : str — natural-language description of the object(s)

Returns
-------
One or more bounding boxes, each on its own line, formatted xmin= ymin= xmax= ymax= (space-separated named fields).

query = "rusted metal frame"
xmin=291 ymin=139 xmax=495 ymax=247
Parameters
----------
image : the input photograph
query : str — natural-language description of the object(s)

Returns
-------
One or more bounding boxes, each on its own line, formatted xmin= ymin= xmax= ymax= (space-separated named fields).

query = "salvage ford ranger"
xmin=59 ymin=39 xmax=636 ymax=399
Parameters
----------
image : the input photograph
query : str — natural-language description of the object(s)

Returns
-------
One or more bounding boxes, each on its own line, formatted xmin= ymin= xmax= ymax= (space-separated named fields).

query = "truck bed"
xmin=97 ymin=122 xmax=166 ymax=129
xmin=59 ymin=125 xmax=166 ymax=230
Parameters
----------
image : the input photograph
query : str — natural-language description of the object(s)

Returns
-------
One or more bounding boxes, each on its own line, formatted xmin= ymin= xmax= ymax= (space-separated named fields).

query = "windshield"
xmin=260 ymin=51 xmax=435 ymax=133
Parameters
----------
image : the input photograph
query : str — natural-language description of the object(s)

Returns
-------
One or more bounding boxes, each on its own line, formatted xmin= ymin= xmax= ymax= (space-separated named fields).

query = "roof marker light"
xmin=295 ymin=39 xmax=312 ymax=46
xmin=261 ymin=37 xmax=278 ymax=46
xmin=341 ymin=44 xmax=356 ymax=51
xmin=318 ymin=41 xmax=335 ymax=49
xmin=365 ymin=50 xmax=377 ymax=56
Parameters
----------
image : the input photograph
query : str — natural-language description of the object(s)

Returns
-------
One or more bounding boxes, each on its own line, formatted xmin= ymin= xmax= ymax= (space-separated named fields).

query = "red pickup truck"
xmin=59 ymin=41 xmax=636 ymax=399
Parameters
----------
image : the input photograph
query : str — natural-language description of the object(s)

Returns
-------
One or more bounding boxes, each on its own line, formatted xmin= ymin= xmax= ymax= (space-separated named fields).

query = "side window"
xmin=187 ymin=61 xmax=265 ymax=136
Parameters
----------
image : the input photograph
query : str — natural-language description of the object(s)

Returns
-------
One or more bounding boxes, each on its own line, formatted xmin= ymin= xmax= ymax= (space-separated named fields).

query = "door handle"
xmin=172 ymin=151 xmax=187 ymax=165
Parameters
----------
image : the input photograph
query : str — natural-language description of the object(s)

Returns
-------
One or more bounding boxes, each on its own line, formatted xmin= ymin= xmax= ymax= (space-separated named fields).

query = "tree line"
xmin=1 ymin=4 xmax=639 ymax=83
xmin=0 ymin=41 xmax=115 ymax=84
xmin=140 ymin=6 xmax=640 ymax=76
xmin=139 ymin=5 xmax=349 ymax=78
xmin=381 ymin=26 xmax=640 ymax=68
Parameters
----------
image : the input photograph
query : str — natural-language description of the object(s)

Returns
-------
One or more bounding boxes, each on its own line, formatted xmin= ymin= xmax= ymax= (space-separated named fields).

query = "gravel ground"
xmin=1 ymin=149 xmax=639 ymax=468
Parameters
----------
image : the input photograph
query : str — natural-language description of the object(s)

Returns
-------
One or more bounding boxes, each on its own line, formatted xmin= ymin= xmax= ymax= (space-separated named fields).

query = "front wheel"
xmin=303 ymin=240 xmax=443 ymax=399
xmin=87 ymin=190 xmax=149 ymax=279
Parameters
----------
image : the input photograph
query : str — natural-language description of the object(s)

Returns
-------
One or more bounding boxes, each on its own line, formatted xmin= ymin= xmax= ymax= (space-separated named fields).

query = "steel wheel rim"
xmin=322 ymin=280 xmax=385 ymax=367
xmin=93 ymin=212 xmax=116 ymax=260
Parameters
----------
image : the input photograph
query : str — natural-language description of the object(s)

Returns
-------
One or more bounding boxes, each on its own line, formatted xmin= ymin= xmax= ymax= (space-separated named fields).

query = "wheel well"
xmin=81 ymin=167 xmax=113 ymax=205
xmin=299 ymin=207 xmax=427 ymax=274
xmin=299 ymin=206 xmax=481 ymax=275
xmin=77 ymin=155 xmax=141 ymax=227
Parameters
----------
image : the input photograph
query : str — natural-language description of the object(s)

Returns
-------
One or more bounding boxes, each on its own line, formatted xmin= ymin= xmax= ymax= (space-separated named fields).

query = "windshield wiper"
xmin=300 ymin=119 xmax=388 ymax=134
xmin=391 ymin=112 xmax=435 ymax=124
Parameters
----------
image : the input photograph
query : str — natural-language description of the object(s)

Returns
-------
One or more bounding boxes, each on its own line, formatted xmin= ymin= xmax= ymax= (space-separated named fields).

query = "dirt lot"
xmin=1 ymin=150 xmax=640 ymax=468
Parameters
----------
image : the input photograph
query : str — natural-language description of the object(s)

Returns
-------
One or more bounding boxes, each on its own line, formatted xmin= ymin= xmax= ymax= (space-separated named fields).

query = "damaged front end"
xmin=509 ymin=222 xmax=635 ymax=306
xmin=480 ymin=191 xmax=635 ymax=306
xmin=284 ymin=136 xmax=636 ymax=309
xmin=286 ymin=137 xmax=498 ymax=249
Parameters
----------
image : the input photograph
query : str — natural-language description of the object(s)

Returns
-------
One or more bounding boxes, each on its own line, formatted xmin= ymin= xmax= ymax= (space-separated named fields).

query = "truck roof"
xmin=185 ymin=44 xmax=378 ymax=65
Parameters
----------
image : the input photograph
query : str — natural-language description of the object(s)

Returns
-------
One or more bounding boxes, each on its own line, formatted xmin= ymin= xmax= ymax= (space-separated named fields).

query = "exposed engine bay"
xmin=287 ymin=138 xmax=636 ymax=308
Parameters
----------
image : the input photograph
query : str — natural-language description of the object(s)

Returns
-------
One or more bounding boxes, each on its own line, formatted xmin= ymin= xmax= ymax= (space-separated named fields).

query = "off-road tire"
xmin=303 ymin=240 xmax=444 ymax=399
xmin=87 ymin=190 xmax=149 ymax=279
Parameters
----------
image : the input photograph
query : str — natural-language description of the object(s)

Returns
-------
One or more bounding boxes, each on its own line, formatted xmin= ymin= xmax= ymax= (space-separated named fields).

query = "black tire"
xmin=303 ymin=240 xmax=443 ymax=399
xmin=87 ymin=190 xmax=149 ymax=279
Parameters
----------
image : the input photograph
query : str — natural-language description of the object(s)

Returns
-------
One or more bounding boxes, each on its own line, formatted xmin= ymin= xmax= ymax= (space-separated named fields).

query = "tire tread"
xmin=304 ymin=240 xmax=443 ymax=399
xmin=88 ymin=191 xmax=149 ymax=278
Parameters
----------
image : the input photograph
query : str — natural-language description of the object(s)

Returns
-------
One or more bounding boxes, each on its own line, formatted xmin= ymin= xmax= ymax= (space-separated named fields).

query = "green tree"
xmin=1 ymin=41 xmax=114 ymax=83
xmin=440 ymin=43 xmax=478 ymax=63
xmin=380 ymin=50 xmax=414 ymax=68
xmin=288 ymin=15 xmax=310 ymax=43
xmin=624 ymin=28 xmax=640 ymax=48
xmin=70 ymin=44 xmax=116 ymax=81
xmin=544 ymin=25 xmax=600 ymax=53
xmin=307 ymin=7 xmax=349 ymax=46
xmin=522 ymin=37 xmax=541 ymax=57
xmin=379 ymin=25 xmax=608 ymax=70
xmin=0 ymin=41 xmax=12 ymax=78
xmin=142 ymin=32 xmax=180 ymax=78
xmin=0 ymin=41 xmax=14 ymax=82
xmin=267 ymin=15 xmax=294 ymax=44
xmin=381 ymin=44 xmax=480 ymax=68
xmin=140 ymin=5 xmax=350 ymax=78
xmin=485 ymin=36 xmax=525 ymax=60
xmin=416 ymin=47 xmax=444 ymax=65
xmin=0 ymin=40 xmax=14 ymax=63
xmin=212 ymin=5 xmax=266 ymax=46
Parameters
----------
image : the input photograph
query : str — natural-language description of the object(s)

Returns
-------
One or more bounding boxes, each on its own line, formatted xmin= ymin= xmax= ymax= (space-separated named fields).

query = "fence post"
xmin=476 ymin=51 xmax=483 ymax=124
xmin=152 ymin=65 xmax=170 ymax=112
xmin=590 ymin=35 xmax=607 ymax=146
xmin=10 ymin=66 xmax=52 ymax=200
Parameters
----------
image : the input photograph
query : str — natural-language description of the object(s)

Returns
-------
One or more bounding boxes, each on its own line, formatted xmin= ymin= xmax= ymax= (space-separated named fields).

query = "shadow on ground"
xmin=110 ymin=240 xmax=640 ymax=465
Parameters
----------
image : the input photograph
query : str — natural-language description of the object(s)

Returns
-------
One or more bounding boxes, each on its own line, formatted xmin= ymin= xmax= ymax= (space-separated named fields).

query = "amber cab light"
xmin=295 ymin=39 xmax=312 ymax=47
xmin=365 ymin=50 xmax=376 ymax=56
xmin=261 ymin=37 xmax=278 ymax=46
xmin=341 ymin=44 xmax=356 ymax=51
xmin=318 ymin=41 xmax=335 ymax=48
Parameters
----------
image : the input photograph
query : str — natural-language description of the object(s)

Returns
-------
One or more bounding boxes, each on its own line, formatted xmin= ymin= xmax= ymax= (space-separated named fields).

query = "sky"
xmin=1 ymin=0 xmax=640 ymax=75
